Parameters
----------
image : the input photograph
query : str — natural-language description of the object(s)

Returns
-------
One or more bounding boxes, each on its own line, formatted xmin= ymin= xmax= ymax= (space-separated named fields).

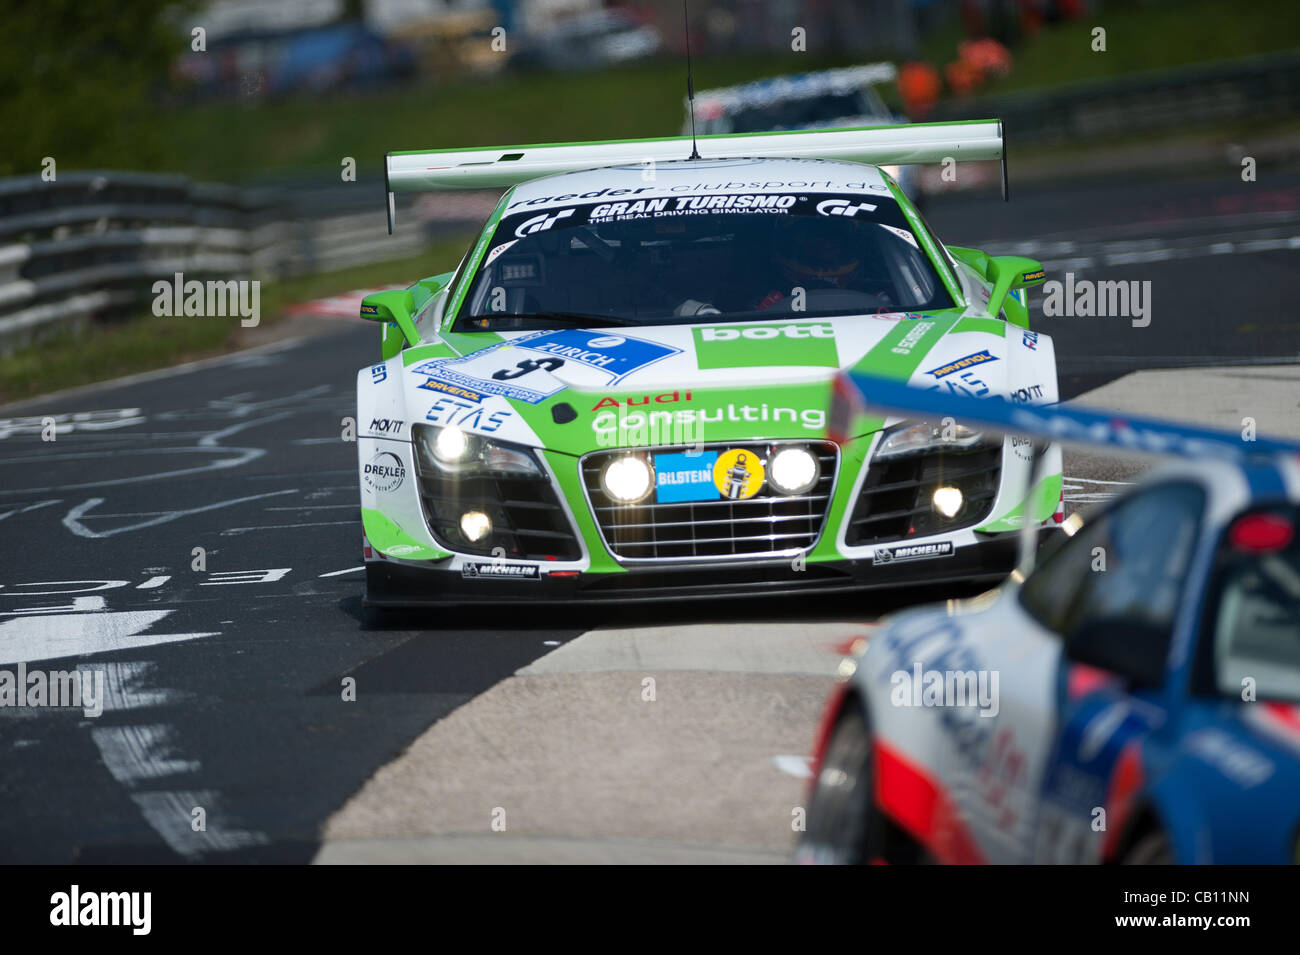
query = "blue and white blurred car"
xmin=685 ymin=64 xmax=924 ymax=205
xmin=799 ymin=374 xmax=1300 ymax=864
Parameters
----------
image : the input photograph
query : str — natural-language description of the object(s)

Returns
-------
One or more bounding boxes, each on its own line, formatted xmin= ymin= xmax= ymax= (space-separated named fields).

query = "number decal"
xmin=492 ymin=357 xmax=565 ymax=381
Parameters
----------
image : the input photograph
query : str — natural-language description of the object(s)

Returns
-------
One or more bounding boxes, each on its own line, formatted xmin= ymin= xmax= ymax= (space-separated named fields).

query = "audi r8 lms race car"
xmin=355 ymin=122 xmax=1062 ymax=607
xmin=798 ymin=374 xmax=1300 ymax=865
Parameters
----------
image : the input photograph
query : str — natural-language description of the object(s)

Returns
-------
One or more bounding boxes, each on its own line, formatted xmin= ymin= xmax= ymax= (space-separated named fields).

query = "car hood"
xmin=402 ymin=311 xmax=1018 ymax=455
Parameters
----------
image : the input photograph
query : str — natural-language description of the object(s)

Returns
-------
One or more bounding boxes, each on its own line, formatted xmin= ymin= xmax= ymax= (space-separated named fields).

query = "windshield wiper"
xmin=459 ymin=311 xmax=646 ymax=329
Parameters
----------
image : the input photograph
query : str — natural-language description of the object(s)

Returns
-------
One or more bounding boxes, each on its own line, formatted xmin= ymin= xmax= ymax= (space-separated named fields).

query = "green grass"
xmin=0 ymin=234 xmax=473 ymax=405
xmin=975 ymin=0 xmax=1299 ymax=97
xmin=161 ymin=53 xmax=865 ymax=183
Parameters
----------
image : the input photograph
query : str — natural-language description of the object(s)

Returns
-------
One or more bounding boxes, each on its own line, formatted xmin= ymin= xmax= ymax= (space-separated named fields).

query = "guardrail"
xmin=0 ymin=171 xmax=476 ymax=355
xmin=931 ymin=50 xmax=1300 ymax=145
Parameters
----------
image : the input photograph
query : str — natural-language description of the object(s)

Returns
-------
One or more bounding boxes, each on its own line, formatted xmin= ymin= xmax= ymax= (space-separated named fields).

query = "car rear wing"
xmin=383 ymin=118 xmax=1005 ymax=232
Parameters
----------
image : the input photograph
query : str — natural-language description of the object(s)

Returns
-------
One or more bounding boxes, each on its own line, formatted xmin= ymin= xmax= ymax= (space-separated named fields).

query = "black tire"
xmin=1121 ymin=828 xmax=1175 ymax=865
xmin=798 ymin=700 xmax=881 ymax=864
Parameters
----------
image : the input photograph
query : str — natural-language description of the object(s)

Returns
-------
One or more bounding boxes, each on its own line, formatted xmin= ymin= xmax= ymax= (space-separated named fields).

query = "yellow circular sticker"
xmin=713 ymin=449 xmax=766 ymax=500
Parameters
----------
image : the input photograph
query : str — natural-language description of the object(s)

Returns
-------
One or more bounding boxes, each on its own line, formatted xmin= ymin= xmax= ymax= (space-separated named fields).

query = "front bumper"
xmin=363 ymin=531 xmax=1039 ymax=608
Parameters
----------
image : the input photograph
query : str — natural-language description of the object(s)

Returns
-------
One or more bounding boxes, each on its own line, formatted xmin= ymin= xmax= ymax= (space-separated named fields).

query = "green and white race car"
xmin=356 ymin=122 xmax=1063 ymax=606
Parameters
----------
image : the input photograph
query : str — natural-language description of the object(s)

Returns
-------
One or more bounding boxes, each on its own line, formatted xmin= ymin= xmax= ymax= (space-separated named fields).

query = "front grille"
xmin=582 ymin=441 xmax=838 ymax=561
xmin=846 ymin=445 xmax=1001 ymax=546
xmin=412 ymin=429 xmax=581 ymax=561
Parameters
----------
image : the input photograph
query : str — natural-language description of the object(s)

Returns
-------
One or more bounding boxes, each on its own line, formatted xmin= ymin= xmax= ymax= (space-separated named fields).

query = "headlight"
xmin=769 ymin=447 xmax=820 ymax=495
xmin=874 ymin=420 xmax=986 ymax=460
xmin=932 ymin=486 xmax=964 ymax=518
xmin=460 ymin=511 xmax=492 ymax=542
xmin=415 ymin=425 xmax=542 ymax=478
xmin=434 ymin=425 xmax=469 ymax=463
xmin=601 ymin=455 xmax=653 ymax=503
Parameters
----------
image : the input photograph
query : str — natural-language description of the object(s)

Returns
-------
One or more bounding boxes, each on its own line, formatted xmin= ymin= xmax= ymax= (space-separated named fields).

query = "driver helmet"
xmin=772 ymin=217 xmax=862 ymax=289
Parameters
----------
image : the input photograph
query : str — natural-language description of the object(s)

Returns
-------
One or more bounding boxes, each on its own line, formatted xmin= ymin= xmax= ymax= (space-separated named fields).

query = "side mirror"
xmin=360 ymin=289 xmax=419 ymax=359
xmin=1066 ymin=616 xmax=1168 ymax=688
xmin=985 ymin=255 xmax=1046 ymax=324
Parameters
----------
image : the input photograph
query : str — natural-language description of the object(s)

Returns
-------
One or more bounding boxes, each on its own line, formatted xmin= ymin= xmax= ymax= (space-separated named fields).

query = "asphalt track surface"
xmin=0 ymin=167 xmax=1296 ymax=863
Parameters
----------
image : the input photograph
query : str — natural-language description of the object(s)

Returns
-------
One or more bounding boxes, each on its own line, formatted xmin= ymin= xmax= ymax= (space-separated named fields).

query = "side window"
xmin=1019 ymin=505 xmax=1114 ymax=635
xmin=1196 ymin=509 xmax=1300 ymax=703
xmin=1020 ymin=482 xmax=1206 ymax=681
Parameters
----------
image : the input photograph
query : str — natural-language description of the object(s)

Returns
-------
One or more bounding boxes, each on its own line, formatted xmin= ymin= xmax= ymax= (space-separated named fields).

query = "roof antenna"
xmin=683 ymin=0 xmax=701 ymax=160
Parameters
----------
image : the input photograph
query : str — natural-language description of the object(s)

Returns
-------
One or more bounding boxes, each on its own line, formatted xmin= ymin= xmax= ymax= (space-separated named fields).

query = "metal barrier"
xmin=0 ymin=171 xmax=468 ymax=354
xmin=931 ymin=51 xmax=1300 ymax=145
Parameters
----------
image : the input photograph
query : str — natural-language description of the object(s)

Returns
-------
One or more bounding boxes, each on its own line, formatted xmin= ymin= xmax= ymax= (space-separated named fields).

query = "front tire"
xmin=799 ymin=700 xmax=880 ymax=864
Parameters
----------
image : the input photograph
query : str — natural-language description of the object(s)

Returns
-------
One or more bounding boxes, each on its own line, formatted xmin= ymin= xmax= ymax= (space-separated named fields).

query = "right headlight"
xmin=414 ymin=424 xmax=543 ymax=478
xmin=873 ymin=420 xmax=987 ymax=460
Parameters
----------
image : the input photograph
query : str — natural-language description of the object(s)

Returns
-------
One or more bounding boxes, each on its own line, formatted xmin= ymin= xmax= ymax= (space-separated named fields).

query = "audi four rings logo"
xmin=816 ymin=199 xmax=877 ymax=218
xmin=515 ymin=208 xmax=575 ymax=238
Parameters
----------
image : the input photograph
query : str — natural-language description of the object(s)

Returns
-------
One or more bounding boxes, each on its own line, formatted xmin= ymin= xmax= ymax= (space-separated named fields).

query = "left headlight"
xmin=873 ymin=420 xmax=987 ymax=460
xmin=414 ymin=424 xmax=543 ymax=478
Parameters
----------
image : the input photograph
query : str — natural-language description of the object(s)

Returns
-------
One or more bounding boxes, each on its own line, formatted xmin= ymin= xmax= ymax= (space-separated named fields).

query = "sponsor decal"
xmin=932 ymin=369 xmax=990 ymax=397
xmin=462 ymin=561 xmax=541 ymax=580
xmin=514 ymin=208 xmax=574 ymax=238
xmin=889 ymin=320 xmax=936 ymax=356
xmin=878 ymin=224 xmax=918 ymax=248
xmin=816 ymin=198 xmax=877 ymax=218
xmin=713 ymin=448 xmax=766 ymax=500
xmin=1010 ymin=435 xmax=1035 ymax=461
xmin=1021 ymin=269 xmax=1046 ymax=283
xmin=592 ymin=390 xmax=691 ymax=411
xmin=925 ymin=349 xmax=998 ymax=379
xmin=591 ymin=194 xmax=797 ymax=220
xmin=369 ymin=418 xmax=404 ymax=435
xmin=1010 ymin=384 xmax=1045 ymax=404
xmin=386 ymin=543 xmax=425 ymax=557
xmin=509 ymin=186 xmax=657 ymax=209
xmin=872 ymin=541 xmax=954 ymax=565
xmin=1022 ymin=330 xmax=1039 ymax=350
xmin=654 ymin=450 xmax=719 ymax=503
xmin=370 ymin=363 xmax=387 ymax=384
xmin=426 ymin=397 xmax=511 ymax=433
xmin=693 ymin=322 xmax=838 ymax=369
xmin=418 ymin=378 xmax=485 ymax=403
xmin=510 ymin=183 xmax=882 ymax=211
xmin=510 ymin=329 xmax=681 ymax=382
xmin=410 ymin=350 xmax=565 ymax=404
xmin=363 ymin=451 xmax=406 ymax=492
xmin=485 ymin=239 xmax=518 ymax=265
xmin=360 ymin=303 xmax=379 ymax=316
xmin=592 ymin=404 xmax=826 ymax=444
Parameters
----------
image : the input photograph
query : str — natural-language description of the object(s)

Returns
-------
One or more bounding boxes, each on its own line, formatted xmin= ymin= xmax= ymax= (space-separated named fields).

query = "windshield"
xmin=1207 ymin=509 xmax=1300 ymax=704
xmin=728 ymin=91 xmax=888 ymax=133
xmin=453 ymin=191 xmax=953 ymax=332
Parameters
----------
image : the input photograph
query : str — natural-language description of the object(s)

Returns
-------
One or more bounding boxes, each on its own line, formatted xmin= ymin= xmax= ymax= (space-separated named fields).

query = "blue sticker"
xmin=924 ymin=349 xmax=998 ymax=379
xmin=513 ymin=330 xmax=681 ymax=384
xmin=654 ymin=451 xmax=719 ymax=503
xmin=370 ymin=364 xmax=387 ymax=384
